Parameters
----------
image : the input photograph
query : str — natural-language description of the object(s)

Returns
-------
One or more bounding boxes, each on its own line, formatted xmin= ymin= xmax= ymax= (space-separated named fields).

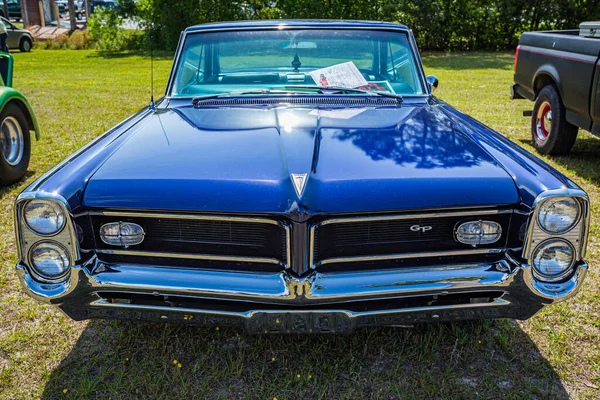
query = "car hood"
xmin=83 ymin=103 xmax=519 ymax=214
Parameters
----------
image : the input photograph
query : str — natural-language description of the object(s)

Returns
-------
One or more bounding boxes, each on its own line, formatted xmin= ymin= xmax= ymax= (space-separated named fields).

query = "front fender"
xmin=0 ymin=86 xmax=40 ymax=140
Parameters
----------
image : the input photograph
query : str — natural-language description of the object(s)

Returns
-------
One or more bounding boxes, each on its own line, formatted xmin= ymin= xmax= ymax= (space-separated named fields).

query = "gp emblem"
xmin=410 ymin=224 xmax=432 ymax=233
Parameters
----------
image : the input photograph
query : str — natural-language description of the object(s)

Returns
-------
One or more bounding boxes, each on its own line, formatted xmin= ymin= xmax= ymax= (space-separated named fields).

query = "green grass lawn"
xmin=0 ymin=49 xmax=598 ymax=399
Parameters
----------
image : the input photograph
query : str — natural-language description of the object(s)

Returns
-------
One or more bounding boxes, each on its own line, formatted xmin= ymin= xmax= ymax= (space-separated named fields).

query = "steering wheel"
xmin=358 ymin=68 xmax=386 ymax=82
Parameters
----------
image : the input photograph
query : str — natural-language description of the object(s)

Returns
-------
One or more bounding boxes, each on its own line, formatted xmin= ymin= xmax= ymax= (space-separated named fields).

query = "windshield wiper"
xmin=284 ymin=85 xmax=403 ymax=103
xmin=192 ymin=90 xmax=308 ymax=105
xmin=192 ymin=86 xmax=404 ymax=105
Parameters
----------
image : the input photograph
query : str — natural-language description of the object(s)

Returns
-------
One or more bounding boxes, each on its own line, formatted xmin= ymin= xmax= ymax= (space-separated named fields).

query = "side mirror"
xmin=0 ymin=53 xmax=13 ymax=87
xmin=426 ymin=75 xmax=439 ymax=92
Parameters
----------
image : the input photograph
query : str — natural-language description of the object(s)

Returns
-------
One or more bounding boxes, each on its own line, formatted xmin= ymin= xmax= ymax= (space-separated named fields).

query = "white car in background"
xmin=1 ymin=17 xmax=33 ymax=52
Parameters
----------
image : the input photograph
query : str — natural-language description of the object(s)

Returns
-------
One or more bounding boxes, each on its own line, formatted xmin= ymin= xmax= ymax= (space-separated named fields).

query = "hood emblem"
xmin=290 ymin=173 xmax=308 ymax=197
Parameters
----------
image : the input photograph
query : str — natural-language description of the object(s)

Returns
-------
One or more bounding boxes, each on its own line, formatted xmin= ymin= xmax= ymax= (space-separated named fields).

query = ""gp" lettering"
xmin=410 ymin=224 xmax=432 ymax=233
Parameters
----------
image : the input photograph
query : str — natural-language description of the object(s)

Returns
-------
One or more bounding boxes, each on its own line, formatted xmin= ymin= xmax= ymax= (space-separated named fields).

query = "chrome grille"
xmin=143 ymin=218 xmax=277 ymax=248
xmin=311 ymin=210 xmax=513 ymax=267
xmin=325 ymin=217 xmax=451 ymax=247
xmin=89 ymin=212 xmax=289 ymax=268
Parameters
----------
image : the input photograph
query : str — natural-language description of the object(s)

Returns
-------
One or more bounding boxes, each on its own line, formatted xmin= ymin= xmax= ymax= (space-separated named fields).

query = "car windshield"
xmin=171 ymin=29 xmax=424 ymax=97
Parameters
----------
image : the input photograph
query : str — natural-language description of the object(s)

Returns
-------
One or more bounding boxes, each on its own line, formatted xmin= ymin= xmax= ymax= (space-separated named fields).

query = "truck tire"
xmin=0 ymin=103 xmax=30 ymax=185
xmin=531 ymin=85 xmax=578 ymax=155
xmin=19 ymin=37 xmax=32 ymax=52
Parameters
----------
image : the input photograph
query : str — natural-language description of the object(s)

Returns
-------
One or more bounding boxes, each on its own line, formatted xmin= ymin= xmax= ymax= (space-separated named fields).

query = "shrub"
xmin=51 ymin=33 xmax=69 ymax=49
xmin=68 ymin=30 xmax=92 ymax=50
xmin=34 ymin=30 xmax=92 ymax=50
xmin=87 ymin=6 xmax=131 ymax=51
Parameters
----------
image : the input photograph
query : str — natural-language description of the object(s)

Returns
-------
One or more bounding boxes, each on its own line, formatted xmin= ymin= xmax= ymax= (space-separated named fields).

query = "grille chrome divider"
xmin=96 ymin=249 xmax=282 ymax=265
xmin=89 ymin=210 xmax=281 ymax=225
xmin=284 ymin=225 xmax=292 ymax=269
xmin=318 ymin=209 xmax=513 ymax=226
xmin=315 ymin=248 xmax=504 ymax=267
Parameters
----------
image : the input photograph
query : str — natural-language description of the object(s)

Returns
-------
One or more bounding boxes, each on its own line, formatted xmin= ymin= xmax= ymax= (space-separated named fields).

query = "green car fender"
xmin=0 ymin=86 xmax=40 ymax=140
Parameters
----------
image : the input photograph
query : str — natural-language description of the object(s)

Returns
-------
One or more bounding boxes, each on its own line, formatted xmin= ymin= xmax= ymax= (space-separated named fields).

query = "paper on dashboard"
xmin=309 ymin=62 xmax=368 ymax=88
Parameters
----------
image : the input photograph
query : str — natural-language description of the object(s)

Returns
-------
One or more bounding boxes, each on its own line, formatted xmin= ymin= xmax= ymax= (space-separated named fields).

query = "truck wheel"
xmin=532 ymin=85 xmax=578 ymax=155
xmin=19 ymin=37 xmax=32 ymax=52
xmin=0 ymin=103 xmax=30 ymax=185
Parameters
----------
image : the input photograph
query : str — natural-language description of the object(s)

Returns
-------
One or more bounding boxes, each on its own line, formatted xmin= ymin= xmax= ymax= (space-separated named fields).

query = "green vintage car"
xmin=0 ymin=53 xmax=39 ymax=185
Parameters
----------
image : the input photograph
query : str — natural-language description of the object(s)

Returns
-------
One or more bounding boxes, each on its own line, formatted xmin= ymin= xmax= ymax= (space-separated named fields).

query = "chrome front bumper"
xmin=16 ymin=255 xmax=588 ymax=333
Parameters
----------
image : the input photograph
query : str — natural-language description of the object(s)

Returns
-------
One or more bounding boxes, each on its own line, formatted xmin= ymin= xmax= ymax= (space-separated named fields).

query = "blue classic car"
xmin=14 ymin=21 xmax=590 ymax=334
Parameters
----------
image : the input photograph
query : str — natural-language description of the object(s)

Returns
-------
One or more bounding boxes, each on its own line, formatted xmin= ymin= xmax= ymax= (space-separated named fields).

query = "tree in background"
xmin=117 ymin=0 xmax=600 ymax=51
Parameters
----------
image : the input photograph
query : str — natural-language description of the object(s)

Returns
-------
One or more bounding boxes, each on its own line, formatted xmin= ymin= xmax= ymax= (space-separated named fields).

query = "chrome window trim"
xmin=309 ymin=209 xmax=513 ymax=268
xmin=89 ymin=210 xmax=291 ymax=269
xmin=166 ymin=94 xmax=432 ymax=102
xmin=166 ymin=25 xmax=429 ymax=98
xmin=95 ymin=249 xmax=282 ymax=266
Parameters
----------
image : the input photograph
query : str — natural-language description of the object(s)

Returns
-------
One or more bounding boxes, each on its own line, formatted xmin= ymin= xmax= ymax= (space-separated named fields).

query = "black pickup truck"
xmin=512 ymin=23 xmax=600 ymax=154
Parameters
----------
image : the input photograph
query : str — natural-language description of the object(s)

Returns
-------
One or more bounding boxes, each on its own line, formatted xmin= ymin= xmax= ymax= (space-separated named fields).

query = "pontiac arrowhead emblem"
xmin=290 ymin=173 xmax=308 ymax=197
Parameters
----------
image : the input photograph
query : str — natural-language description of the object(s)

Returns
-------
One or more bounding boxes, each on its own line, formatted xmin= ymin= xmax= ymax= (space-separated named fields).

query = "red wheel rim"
xmin=535 ymin=101 xmax=552 ymax=141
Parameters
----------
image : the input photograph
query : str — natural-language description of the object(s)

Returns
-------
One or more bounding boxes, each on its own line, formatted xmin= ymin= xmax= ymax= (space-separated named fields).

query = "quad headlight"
xmin=16 ymin=195 xmax=78 ymax=283
xmin=29 ymin=241 xmax=70 ymax=280
xmin=537 ymin=197 xmax=580 ymax=234
xmin=531 ymin=239 xmax=575 ymax=281
xmin=523 ymin=191 xmax=589 ymax=284
xmin=23 ymin=200 xmax=66 ymax=235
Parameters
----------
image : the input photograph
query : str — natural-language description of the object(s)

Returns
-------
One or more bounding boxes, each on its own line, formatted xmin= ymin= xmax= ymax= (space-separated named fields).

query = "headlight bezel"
xmin=531 ymin=238 xmax=576 ymax=282
xmin=523 ymin=189 xmax=590 ymax=283
xmin=23 ymin=199 xmax=67 ymax=236
xmin=14 ymin=192 xmax=80 ymax=284
xmin=27 ymin=240 xmax=72 ymax=283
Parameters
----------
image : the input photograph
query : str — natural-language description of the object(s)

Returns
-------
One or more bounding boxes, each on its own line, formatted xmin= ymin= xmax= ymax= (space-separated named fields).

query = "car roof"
xmin=184 ymin=20 xmax=409 ymax=33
